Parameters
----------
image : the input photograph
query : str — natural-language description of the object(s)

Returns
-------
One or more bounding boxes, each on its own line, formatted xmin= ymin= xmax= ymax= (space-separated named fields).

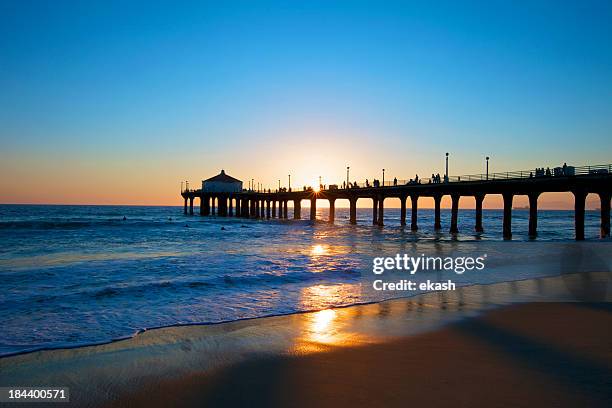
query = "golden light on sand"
xmin=312 ymin=309 xmax=336 ymax=333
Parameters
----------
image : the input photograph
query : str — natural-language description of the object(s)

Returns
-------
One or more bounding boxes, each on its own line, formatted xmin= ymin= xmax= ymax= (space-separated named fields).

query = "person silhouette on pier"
xmin=393 ymin=177 xmax=397 ymax=186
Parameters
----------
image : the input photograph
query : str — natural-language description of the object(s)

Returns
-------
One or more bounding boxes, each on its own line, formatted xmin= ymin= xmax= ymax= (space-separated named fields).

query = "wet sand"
xmin=1 ymin=272 xmax=611 ymax=407
xmin=113 ymin=302 xmax=612 ymax=408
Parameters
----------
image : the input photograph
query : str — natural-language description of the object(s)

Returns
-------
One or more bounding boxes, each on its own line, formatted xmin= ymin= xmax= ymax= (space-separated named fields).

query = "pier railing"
xmin=182 ymin=163 xmax=611 ymax=193
xmin=349 ymin=163 xmax=611 ymax=189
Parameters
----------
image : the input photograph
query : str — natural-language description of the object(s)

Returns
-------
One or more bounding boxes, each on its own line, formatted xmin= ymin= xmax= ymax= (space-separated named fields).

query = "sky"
xmin=1 ymin=0 xmax=611 ymax=208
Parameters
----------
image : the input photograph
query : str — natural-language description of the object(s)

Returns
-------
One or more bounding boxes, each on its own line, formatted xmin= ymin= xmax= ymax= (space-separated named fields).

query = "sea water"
xmin=0 ymin=204 xmax=609 ymax=356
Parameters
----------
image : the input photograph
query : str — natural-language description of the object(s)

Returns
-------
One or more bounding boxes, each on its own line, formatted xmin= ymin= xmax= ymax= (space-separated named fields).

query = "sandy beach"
xmin=113 ymin=302 xmax=612 ymax=408
xmin=1 ymin=272 xmax=611 ymax=408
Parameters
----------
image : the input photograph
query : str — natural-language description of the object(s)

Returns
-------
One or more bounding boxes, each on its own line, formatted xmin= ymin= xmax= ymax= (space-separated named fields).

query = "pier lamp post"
xmin=278 ymin=180 xmax=280 ymax=191
xmin=288 ymin=175 xmax=291 ymax=191
xmin=251 ymin=179 xmax=254 ymax=192
xmin=346 ymin=166 xmax=350 ymax=189
xmin=486 ymin=156 xmax=490 ymax=180
xmin=382 ymin=169 xmax=385 ymax=186
xmin=319 ymin=176 xmax=322 ymax=190
xmin=445 ymin=153 xmax=449 ymax=182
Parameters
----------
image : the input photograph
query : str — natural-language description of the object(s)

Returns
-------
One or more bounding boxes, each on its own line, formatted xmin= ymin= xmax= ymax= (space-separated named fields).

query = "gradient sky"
xmin=1 ymin=0 xmax=611 ymax=207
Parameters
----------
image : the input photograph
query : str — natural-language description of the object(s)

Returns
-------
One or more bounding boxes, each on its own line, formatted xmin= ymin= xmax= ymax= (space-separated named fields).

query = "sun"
xmin=313 ymin=184 xmax=321 ymax=193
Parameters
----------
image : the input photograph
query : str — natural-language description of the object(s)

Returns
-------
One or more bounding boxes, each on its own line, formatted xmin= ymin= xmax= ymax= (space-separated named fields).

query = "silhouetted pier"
xmin=181 ymin=164 xmax=612 ymax=240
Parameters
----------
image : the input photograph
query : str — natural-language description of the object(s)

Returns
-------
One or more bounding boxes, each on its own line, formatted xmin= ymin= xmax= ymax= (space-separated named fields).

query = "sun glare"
xmin=311 ymin=244 xmax=326 ymax=256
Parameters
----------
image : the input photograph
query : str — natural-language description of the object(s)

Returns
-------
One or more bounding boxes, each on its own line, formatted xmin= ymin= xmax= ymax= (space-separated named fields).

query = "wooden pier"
xmin=181 ymin=164 xmax=612 ymax=240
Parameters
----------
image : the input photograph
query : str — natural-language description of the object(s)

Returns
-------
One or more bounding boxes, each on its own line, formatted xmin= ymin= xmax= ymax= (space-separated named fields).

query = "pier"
xmin=182 ymin=164 xmax=612 ymax=240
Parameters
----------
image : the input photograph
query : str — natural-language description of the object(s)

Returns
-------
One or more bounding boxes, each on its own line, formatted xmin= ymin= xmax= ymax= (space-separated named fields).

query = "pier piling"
xmin=410 ymin=195 xmax=418 ymax=231
xmin=574 ymin=190 xmax=587 ymax=241
xmin=600 ymin=192 xmax=611 ymax=238
xmin=450 ymin=194 xmax=460 ymax=233
xmin=502 ymin=193 xmax=513 ymax=239
xmin=349 ymin=198 xmax=357 ymax=224
xmin=310 ymin=198 xmax=317 ymax=221
xmin=475 ymin=194 xmax=484 ymax=232
xmin=434 ymin=194 xmax=442 ymax=230
xmin=378 ymin=196 xmax=384 ymax=226
xmin=294 ymin=199 xmax=301 ymax=219
xmin=528 ymin=193 xmax=539 ymax=238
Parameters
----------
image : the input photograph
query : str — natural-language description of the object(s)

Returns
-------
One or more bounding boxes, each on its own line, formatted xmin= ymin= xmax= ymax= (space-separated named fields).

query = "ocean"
xmin=0 ymin=204 xmax=609 ymax=356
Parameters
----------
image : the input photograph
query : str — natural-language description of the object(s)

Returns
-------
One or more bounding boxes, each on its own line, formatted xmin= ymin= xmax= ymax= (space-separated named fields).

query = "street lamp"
xmin=278 ymin=179 xmax=281 ymax=191
xmin=382 ymin=169 xmax=385 ymax=186
xmin=288 ymin=174 xmax=291 ymax=191
xmin=486 ymin=156 xmax=490 ymax=180
xmin=346 ymin=166 xmax=350 ymax=188
xmin=319 ymin=176 xmax=322 ymax=189
xmin=445 ymin=153 xmax=449 ymax=182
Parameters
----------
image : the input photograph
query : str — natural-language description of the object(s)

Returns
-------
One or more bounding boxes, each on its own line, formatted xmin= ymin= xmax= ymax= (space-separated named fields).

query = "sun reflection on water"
xmin=311 ymin=244 xmax=326 ymax=256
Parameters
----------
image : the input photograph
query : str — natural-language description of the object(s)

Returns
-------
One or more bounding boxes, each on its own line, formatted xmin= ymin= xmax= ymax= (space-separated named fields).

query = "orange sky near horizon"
xmin=0 ymin=142 xmax=605 ymax=210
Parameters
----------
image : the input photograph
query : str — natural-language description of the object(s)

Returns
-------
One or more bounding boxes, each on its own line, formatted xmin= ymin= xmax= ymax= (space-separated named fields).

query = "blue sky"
xmin=1 ymin=0 xmax=611 ymax=204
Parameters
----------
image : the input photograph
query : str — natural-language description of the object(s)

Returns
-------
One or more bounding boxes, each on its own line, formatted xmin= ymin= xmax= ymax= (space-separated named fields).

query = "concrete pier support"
xmin=265 ymin=200 xmax=269 ymax=218
xmin=528 ymin=193 xmax=539 ymax=238
xmin=260 ymin=200 xmax=265 ymax=218
xmin=200 ymin=196 xmax=206 ymax=216
xmin=475 ymin=194 xmax=484 ymax=232
xmin=240 ymin=198 xmax=249 ymax=218
xmin=189 ymin=197 xmax=194 ymax=215
xmin=250 ymin=199 xmax=256 ymax=217
xmin=235 ymin=198 xmax=240 ymax=217
xmin=410 ymin=195 xmax=418 ymax=231
xmin=574 ymin=190 xmax=587 ymax=241
xmin=294 ymin=199 xmax=301 ymax=219
xmin=450 ymin=194 xmax=459 ymax=234
xmin=310 ymin=198 xmax=317 ymax=221
xmin=600 ymin=192 xmax=611 ymax=238
xmin=434 ymin=194 xmax=442 ymax=230
xmin=349 ymin=198 xmax=357 ymax=224
xmin=228 ymin=198 xmax=233 ymax=217
xmin=329 ymin=199 xmax=335 ymax=223
xmin=283 ymin=200 xmax=288 ymax=219
xmin=184 ymin=197 xmax=188 ymax=214
xmin=279 ymin=201 xmax=284 ymax=218
xmin=400 ymin=195 xmax=407 ymax=226
xmin=272 ymin=201 xmax=277 ymax=218
xmin=372 ymin=198 xmax=378 ymax=225
xmin=219 ymin=196 xmax=227 ymax=217
xmin=377 ymin=196 xmax=384 ymax=226
xmin=502 ymin=193 xmax=513 ymax=240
